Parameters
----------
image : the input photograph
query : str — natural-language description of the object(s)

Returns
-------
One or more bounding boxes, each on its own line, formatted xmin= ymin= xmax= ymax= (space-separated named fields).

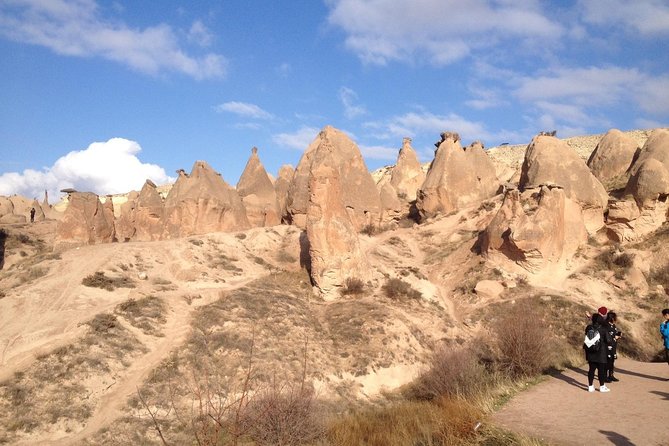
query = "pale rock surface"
xmin=55 ymin=192 xmax=115 ymax=246
xmin=379 ymin=182 xmax=403 ymax=221
xmin=0 ymin=197 xmax=24 ymax=223
xmin=30 ymin=199 xmax=45 ymax=222
xmin=286 ymin=126 xmax=381 ymax=230
xmin=474 ymin=280 xmax=505 ymax=299
xmin=132 ymin=181 xmax=165 ymax=241
xmin=625 ymin=129 xmax=669 ymax=208
xmin=587 ymin=129 xmax=638 ymax=185
xmin=162 ymin=161 xmax=250 ymax=238
xmin=275 ymin=164 xmax=294 ymax=220
xmin=236 ymin=147 xmax=280 ymax=227
xmin=606 ymin=198 xmax=668 ymax=243
xmin=306 ymin=148 xmax=368 ymax=299
xmin=519 ymin=135 xmax=608 ymax=233
xmin=480 ymin=185 xmax=587 ymax=272
xmin=389 ymin=137 xmax=426 ymax=202
xmin=416 ymin=133 xmax=499 ymax=219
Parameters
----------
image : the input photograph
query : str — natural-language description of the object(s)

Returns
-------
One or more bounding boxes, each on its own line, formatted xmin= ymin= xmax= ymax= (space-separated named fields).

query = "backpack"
xmin=584 ymin=324 xmax=601 ymax=353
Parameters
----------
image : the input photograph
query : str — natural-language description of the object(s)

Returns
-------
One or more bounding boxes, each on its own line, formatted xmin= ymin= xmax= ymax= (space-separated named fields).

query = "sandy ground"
xmin=492 ymin=357 xmax=669 ymax=446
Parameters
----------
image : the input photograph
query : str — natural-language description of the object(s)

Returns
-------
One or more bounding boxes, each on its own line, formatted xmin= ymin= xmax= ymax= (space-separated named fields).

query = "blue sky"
xmin=1 ymin=0 xmax=668 ymax=201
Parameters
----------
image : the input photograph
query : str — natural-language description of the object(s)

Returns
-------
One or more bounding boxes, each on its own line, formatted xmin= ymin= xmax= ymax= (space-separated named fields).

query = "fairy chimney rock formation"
xmin=519 ymin=134 xmax=608 ymax=233
xmin=416 ymin=134 xmax=499 ymax=219
xmin=286 ymin=125 xmax=381 ymax=230
xmin=162 ymin=161 xmax=250 ymax=238
xmin=129 ymin=180 xmax=165 ymax=241
xmin=389 ymin=137 xmax=426 ymax=202
xmin=55 ymin=192 xmax=115 ymax=247
xmin=306 ymin=150 xmax=368 ymax=299
xmin=30 ymin=199 xmax=45 ymax=222
xmin=587 ymin=129 xmax=638 ymax=185
xmin=625 ymin=129 xmax=669 ymax=209
xmin=236 ymin=147 xmax=280 ymax=227
xmin=480 ymin=185 xmax=587 ymax=272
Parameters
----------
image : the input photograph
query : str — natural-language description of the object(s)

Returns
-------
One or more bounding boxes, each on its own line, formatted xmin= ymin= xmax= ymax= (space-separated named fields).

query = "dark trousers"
xmin=588 ymin=362 xmax=606 ymax=386
xmin=665 ymin=348 xmax=669 ymax=365
xmin=607 ymin=356 xmax=615 ymax=377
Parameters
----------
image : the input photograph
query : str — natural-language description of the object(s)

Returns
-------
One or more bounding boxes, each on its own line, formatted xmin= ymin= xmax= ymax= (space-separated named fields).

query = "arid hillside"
xmin=1 ymin=128 xmax=668 ymax=445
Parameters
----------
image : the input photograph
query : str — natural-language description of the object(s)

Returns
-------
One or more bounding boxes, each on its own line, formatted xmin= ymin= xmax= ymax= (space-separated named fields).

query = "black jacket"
xmin=606 ymin=322 xmax=620 ymax=357
xmin=585 ymin=316 xmax=612 ymax=364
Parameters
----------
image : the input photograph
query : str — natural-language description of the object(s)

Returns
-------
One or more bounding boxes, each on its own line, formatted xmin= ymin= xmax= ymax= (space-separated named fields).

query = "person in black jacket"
xmin=606 ymin=312 xmax=622 ymax=382
xmin=584 ymin=312 xmax=613 ymax=392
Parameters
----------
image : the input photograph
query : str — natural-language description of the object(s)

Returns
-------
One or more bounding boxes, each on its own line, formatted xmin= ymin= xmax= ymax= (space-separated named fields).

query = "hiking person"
xmin=606 ymin=311 xmax=622 ymax=382
xmin=661 ymin=309 xmax=669 ymax=366
xmin=584 ymin=310 xmax=612 ymax=392
xmin=29 ymin=207 xmax=35 ymax=223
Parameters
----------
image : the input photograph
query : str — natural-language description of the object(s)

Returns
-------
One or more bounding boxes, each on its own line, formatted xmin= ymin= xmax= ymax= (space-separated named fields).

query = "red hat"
xmin=598 ymin=306 xmax=608 ymax=316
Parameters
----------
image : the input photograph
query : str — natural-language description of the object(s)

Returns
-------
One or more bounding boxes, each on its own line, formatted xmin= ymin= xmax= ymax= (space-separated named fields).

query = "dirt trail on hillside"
xmin=492 ymin=357 xmax=669 ymax=446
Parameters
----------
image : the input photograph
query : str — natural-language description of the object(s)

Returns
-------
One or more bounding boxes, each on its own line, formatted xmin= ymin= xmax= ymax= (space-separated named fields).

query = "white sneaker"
xmin=600 ymin=385 xmax=610 ymax=392
xmin=588 ymin=385 xmax=595 ymax=392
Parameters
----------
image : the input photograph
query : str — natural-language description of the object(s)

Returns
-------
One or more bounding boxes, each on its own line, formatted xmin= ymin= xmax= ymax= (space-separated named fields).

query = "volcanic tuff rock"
xmin=55 ymin=192 xmax=115 ymax=247
xmin=480 ymin=185 xmax=587 ymax=272
xmin=625 ymin=129 xmax=669 ymax=208
xmin=286 ymin=125 xmax=381 ymax=230
xmin=123 ymin=180 xmax=165 ymax=241
xmin=416 ymin=134 xmax=499 ymax=219
xmin=306 ymin=148 xmax=368 ymax=299
xmin=389 ymin=137 xmax=426 ymax=202
xmin=606 ymin=198 xmax=668 ymax=243
xmin=236 ymin=147 xmax=280 ymax=227
xmin=162 ymin=160 xmax=250 ymax=238
xmin=519 ymin=134 xmax=608 ymax=233
xmin=30 ymin=199 xmax=45 ymax=222
xmin=275 ymin=164 xmax=294 ymax=221
xmin=587 ymin=129 xmax=638 ymax=185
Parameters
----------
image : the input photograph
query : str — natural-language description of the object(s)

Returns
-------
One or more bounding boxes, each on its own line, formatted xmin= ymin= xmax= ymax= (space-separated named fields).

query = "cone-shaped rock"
xmin=389 ymin=137 xmax=425 ymax=201
xmin=55 ymin=192 xmax=115 ymax=246
xmin=286 ymin=126 xmax=381 ymax=230
xmin=306 ymin=148 xmax=367 ymax=299
xmin=587 ymin=129 xmax=638 ymax=185
xmin=0 ymin=196 xmax=24 ymax=223
xmin=162 ymin=161 xmax=250 ymax=238
xmin=236 ymin=147 xmax=280 ymax=227
xmin=480 ymin=185 xmax=587 ymax=272
xmin=625 ymin=129 xmax=669 ymax=208
xmin=130 ymin=181 xmax=165 ymax=241
xmin=30 ymin=199 xmax=45 ymax=222
xmin=275 ymin=164 xmax=294 ymax=221
xmin=416 ymin=133 xmax=499 ymax=219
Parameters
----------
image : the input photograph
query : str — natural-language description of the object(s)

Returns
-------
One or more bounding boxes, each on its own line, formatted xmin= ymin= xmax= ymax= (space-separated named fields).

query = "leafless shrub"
xmin=360 ymin=224 xmax=377 ymax=236
xmin=115 ymin=296 xmax=166 ymax=336
xmin=341 ymin=277 xmax=365 ymax=296
xmin=82 ymin=271 xmax=135 ymax=291
xmin=86 ymin=313 xmax=119 ymax=334
xmin=649 ymin=263 xmax=669 ymax=289
xmin=492 ymin=301 xmax=552 ymax=377
xmin=382 ymin=278 xmax=422 ymax=300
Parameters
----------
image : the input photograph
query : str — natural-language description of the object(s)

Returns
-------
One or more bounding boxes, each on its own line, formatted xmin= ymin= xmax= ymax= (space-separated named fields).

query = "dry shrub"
xmin=86 ymin=313 xmax=119 ymax=333
xmin=341 ymin=277 xmax=365 ymax=296
xmin=492 ymin=301 xmax=552 ymax=378
xmin=243 ymin=382 xmax=323 ymax=446
xmin=82 ymin=271 xmax=135 ymax=291
xmin=115 ymin=296 xmax=166 ymax=335
xmin=360 ymin=224 xmax=378 ymax=236
xmin=327 ymin=398 xmax=482 ymax=446
xmin=408 ymin=346 xmax=489 ymax=400
xmin=382 ymin=278 xmax=422 ymax=300
xmin=649 ymin=263 xmax=669 ymax=288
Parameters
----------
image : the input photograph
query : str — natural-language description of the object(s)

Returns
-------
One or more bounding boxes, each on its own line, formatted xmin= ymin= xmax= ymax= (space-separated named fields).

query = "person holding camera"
xmin=606 ymin=311 xmax=622 ymax=382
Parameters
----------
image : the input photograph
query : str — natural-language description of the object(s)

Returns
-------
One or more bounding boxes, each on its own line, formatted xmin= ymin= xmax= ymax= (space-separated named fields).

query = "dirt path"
xmin=492 ymin=357 xmax=669 ymax=446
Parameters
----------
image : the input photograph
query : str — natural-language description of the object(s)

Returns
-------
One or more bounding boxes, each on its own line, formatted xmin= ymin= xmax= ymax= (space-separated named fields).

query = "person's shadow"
xmin=616 ymin=367 xmax=666 ymax=381
xmin=599 ymin=430 xmax=635 ymax=446
xmin=650 ymin=390 xmax=669 ymax=400
xmin=549 ymin=367 xmax=588 ymax=390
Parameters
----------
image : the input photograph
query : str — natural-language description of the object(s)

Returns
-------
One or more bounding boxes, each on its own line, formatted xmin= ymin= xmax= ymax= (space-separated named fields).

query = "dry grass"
xmin=341 ymin=277 xmax=365 ymax=296
xmin=82 ymin=271 xmax=136 ymax=291
xmin=115 ymin=296 xmax=167 ymax=336
xmin=382 ymin=278 xmax=422 ymax=300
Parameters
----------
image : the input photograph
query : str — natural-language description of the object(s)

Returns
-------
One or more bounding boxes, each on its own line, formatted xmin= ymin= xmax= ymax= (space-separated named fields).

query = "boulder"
xmin=286 ymin=126 xmax=381 ymax=230
xmin=587 ymin=129 xmax=638 ymax=186
xmin=162 ymin=161 xmax=250 ymax=238
xmin=306 ymin=148 xmax=368 ymax=299
xmin=275 ymin=164 xmax=294 ymax=221
xmin=625 ymin=129 xmax=669 ymax=208
xmin=519 ymin=134 xmax=608 ymax=233
xmin=606 ymin=198 xmax=668 ymax=243
xmin=416 ymin=133 xmax=499 ymax=219
xmin=55 ymin=192 xmax=115 ymax=246
xmin=236 ymin=147 xmax=280 ymax=227
xmin=480 ymin=185 xmax=587 ymax=272
xmin=474 ymin=280 xmax=505 ymax=299
xmin=389 ymin=137 xmax=426 ymax=202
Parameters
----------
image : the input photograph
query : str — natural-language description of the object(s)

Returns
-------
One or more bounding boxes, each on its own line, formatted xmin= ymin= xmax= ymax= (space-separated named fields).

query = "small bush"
xmin=360 ymin=224 xmax=377 ymax=236
xmin=649 ymin=263 xmax=669 ymax=288
xmin=82 ymin=271 xmax=135 ymax=291
xmin=188 ymin=238 xmax=203 ymax=246
xmin=613 ymin=252 xmax=634 ymax=268
xmin=86 ymin=313 xmax=118 ymax=334
xmin=382 ymin=278 xmax=422 ymax=300
xmin=492 ymin=301 xmax=552 ymax=378
xmin=341 ymin=277 xmax=365 ymax=296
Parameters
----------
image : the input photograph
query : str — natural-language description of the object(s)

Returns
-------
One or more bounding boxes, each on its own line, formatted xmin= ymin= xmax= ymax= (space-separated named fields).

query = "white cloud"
xmin=0 ymin=0 xmax=226 ymax=79
xmin=214 ymin=101 xmax=274 ymax=120
xmin=272 ymin=126 xmax=321 ymax=151
xmin=579 ymin=0 xmax=669 ymax=35
xmin=326 ymin=0 xmax=563 ymax=65
xmin=188 ymin=20 xmax=213 ymax=46
xmin=0 ymin=138 xmax=172 ymax=201
xmin=339 ymin=86 xmax=366 ymax=118
xmin=359 ymin=144 xmax=397 ymax=160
